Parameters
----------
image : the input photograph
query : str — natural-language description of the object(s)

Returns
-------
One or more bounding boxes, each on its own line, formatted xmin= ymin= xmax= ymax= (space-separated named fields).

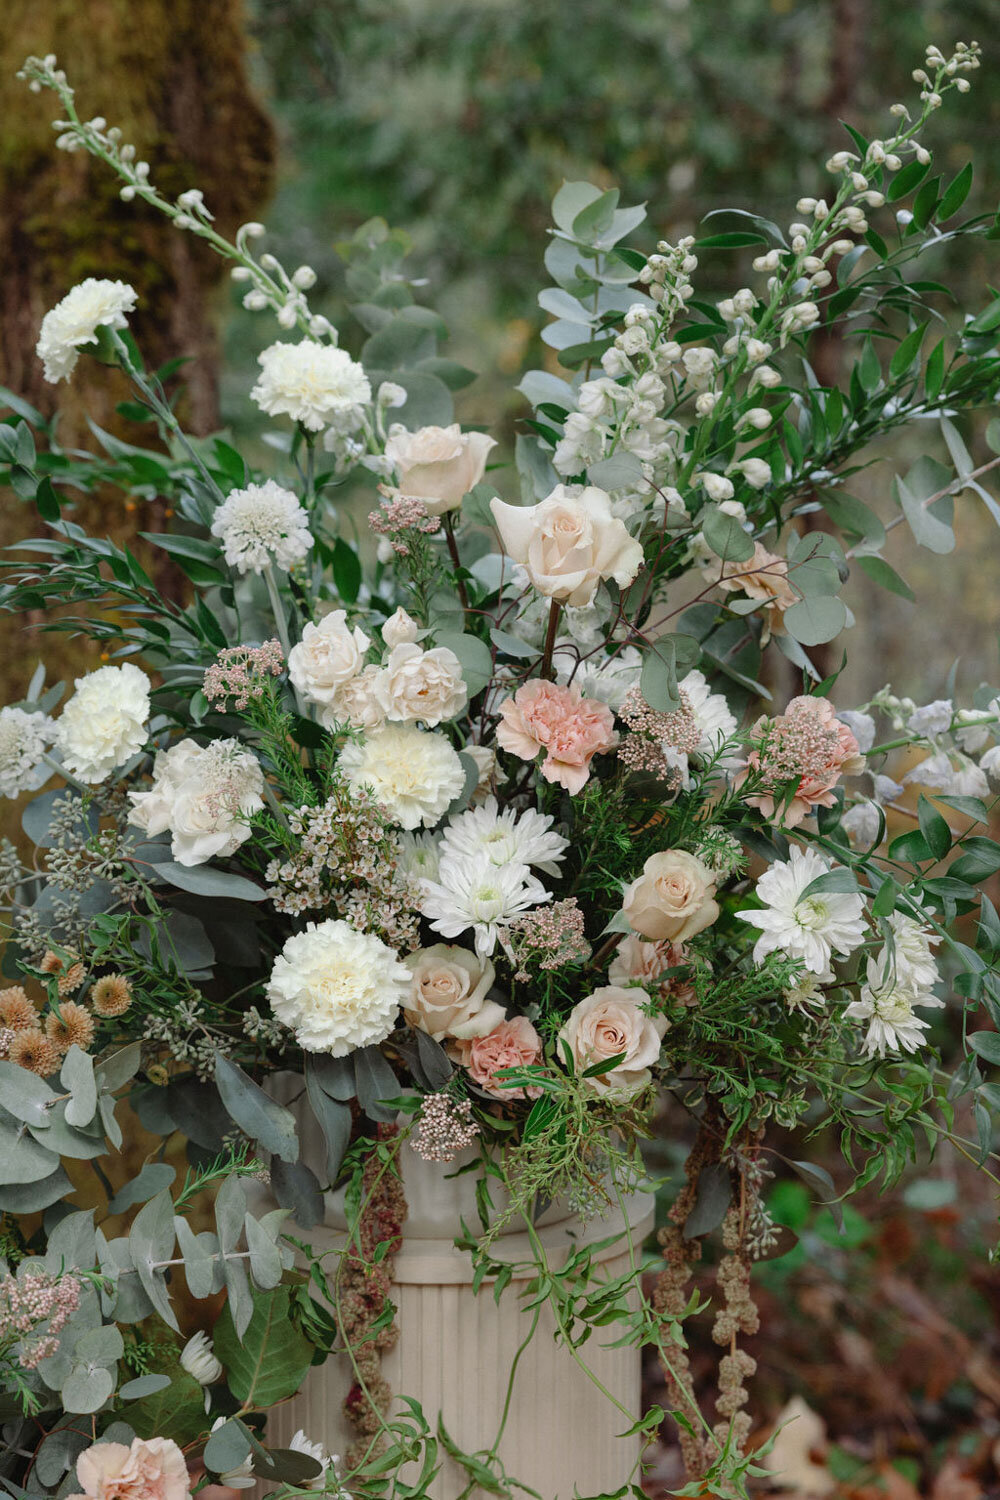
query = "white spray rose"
xmin=490 ymin=485 xmax=643 ymax=607
xmin=288 ymin=611 xmax=371 ymax=707
xmin=374 ymin=643 xmax=467 ymax=727
xmin=384 ymin=423 xmax=497 ymax=516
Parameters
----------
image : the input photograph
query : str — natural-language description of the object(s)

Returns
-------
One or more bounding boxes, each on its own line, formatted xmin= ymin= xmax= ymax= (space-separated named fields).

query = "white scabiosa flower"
xmin=420 ymin=852 xmax=550 ymax=957
xmin=56 ymin=663 xmax=151 ymax=783
xmin=251 ymin=340 xmax=371 ymax=431
xmin=128 ymin=738 xmax=265 ymax=866
xmin=338 ymin=725 xmax=466 ymax=830
xmin=844 ymin=949 xmax=943 ymax=1058
xmin=267 ymin=918 xmax=409 ymax=1055
xmin=36 ymin=278 xmax=138 ymax=383
xmin=737 ymin=844 xmax=866 ymax=974
xmin=180 ymin=1330 xmax=222 ymax=1384
xmin=0 ymin=707 xmax=55 ymax=798
xmin=439 ymin=796 xmax=568 ymax=877
xmin=211 ymin=480 xmax=312 ymax=574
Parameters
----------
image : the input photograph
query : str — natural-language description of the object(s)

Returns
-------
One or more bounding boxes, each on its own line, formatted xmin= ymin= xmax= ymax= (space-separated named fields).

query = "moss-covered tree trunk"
xmin=0 ymin=0 xmax=275 ymax=711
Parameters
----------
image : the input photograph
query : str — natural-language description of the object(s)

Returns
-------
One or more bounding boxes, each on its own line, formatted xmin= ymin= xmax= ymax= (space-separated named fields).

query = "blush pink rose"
xmin=450 ymin=1015 xmax=543 ymax=1099
xmin=495 ymin=679 xmax=617 ymax=793
xmin=69 ymin=1438 xmax=191 ymax=1500
xmin=741 ymin=695 xmax=865 ymax=827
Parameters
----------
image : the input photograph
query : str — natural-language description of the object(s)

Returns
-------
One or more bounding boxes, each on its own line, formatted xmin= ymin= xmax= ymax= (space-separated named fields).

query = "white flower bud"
xmin=861 ymin=191 xmax=885 ymax=207
xmin=382 ymin=607 xmax=420 ymax=648
xmin=617 ymin=326 xmax=649 ymax=356
xmin=914 ymin=146 xmax=931 ymax=165
xmin=742 ymin=407 xmax=772 ymax=430
xmin=239 ymin=221 xmax=266 ymax=239
xmin=752 ymin=365 xmax=782 ymax=389
xmin=623 ymin=304 xmax=652 ymax=328
xmin=308 ymin=314 xmax=334 ymax=339
xmin=885 ymin=153 xmax=902 ymax=171
xmin=119 ymin=186 xmax=136 ymax=202
xmin=716 ymin=298 xmax=736 ymax=321
xmin=259 ymin=252 xmax=280 ymax=272
xmin=732 ymin=288 xmax=757 ymax=316
xmin=802 ymin=256 xmax=824 ymax=274
xmin=377 ymin=381 xmax=407 ymax=408
xmin=796 ymin=197 xmax=818 ymax=213
xmin=738 ymin=457 xmax=772 ymax=489
xmin=277 ymin=302 xmax=299 ymax=329
xmin=831 ymin=240 xmax=855 ymax=255
xmin=789 ymin=222 xmax=811 ymax=237
xmin=230 ymin=266 xmax=252 ymax=283
xmin=896 ymin=210 xmax=914 ymax=227
xmin=699 ymin=472 xmax=735 ymax=502
xmin=889 ymin=103 xmax=909 ymax=117
xmin=745 ymin=338 xmax=772 ymax=364
xmin=181 ymin=1331 xmax=222 ymax=1385
xmin=601 ymin=346 xmax=633 ymax=377
xmin=791 ymin=235 xmax=807 ymax=253
xmin=809 ymin=269 xmax=832 ymax=288
xmin=850 ymin=173 xmax=868 ymax=191
xmin=955 ymin=77 xmax=971 ymax=92
xmin=695 ymin=392 xmax=719 ymax=416
xmin=243 ymin=290 xmax=268 ymax=311
xmin=292 ymin=265 xmax=317 ymax=290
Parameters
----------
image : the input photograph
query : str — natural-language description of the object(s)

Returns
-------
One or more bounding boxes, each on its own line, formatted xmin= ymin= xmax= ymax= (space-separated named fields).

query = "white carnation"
xmin=36 ymin=278 xmax=137 ymax=383
xmin=338 ymin=725 xmax=465 ymax=830
xmin=251 ymin=340 xmax=371 ymax=432
xmin=128 ymin=738 xmax=264 ymax=866
xmin=56 ymin=664 xmax=151 ymax=783
xmin=0 ymin=707 xmax=55 ymax=798
xmin=267 ymin=918 xmax=408 ymax=1055
xmin=211 ymin=480 xmax=312 ymax=574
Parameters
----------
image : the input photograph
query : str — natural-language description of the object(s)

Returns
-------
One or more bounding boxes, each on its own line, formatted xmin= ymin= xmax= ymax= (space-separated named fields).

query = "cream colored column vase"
xmin=267 ymin=1136 xmax=655 ymax=1500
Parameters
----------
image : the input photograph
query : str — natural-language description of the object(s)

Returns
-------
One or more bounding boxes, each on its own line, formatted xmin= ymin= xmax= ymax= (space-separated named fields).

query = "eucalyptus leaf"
xmin=244 ymin=1212 xmax=283 ymax=1290
xmin=157 ymin=863 xmax=266 ymax=902
xmin=683 ymin=1164 xmax=731 ymax=1239
xmin=174 ymin=1218 xmax=218 ymax=1301
xmin=783 ymin=596 xmax=848 ymax=646
xmin=107 ymin=1163 xmax=177 ymax=1216
xmin=354 ymin=1046 xmax=402 ymax=1123
xmin=118 ymin=1373 xmax=172 ymax=1400
xmin=0 ymin=1061 xmax=56 ymax=1128
xmin=215 ymin=1054 xmax=299 ymax=1163
xmin=269 ymin=1158 xmax=324 ymax=1230
xmin=61 ymin=1364 xmax=114 ymax=1415
xmin=128 ymin=1191 xmax=178 ymax=1330
xmin=61 ymin=1047 xmax=97 ymax=1128
xmin=304 ymin=1062 xmax=353 ymax=1181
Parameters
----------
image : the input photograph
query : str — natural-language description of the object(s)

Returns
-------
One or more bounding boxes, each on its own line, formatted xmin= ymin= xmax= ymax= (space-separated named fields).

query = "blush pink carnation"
xmin=68 ymin=1438 xmax=191 ymax=1500
xmin=495 ymin=679 xmax=617 ymax=793
xmin=450 ymin=1015 xmax=543 ymax=1099
xmin=741 ymin=695 xmax=865 ymax=827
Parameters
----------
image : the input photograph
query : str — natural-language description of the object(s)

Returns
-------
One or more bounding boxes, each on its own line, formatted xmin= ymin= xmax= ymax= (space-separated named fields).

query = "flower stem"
xmin=443 ymin=512 xmax=470 ymax=612
xmin=539 ymin=599 xmax=562 ymax=680
xmin=40 ymin=751 xmax=90 ymax=796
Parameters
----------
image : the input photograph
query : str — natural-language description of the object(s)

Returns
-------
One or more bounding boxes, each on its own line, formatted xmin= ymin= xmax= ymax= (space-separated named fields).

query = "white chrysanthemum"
xmin=783 ymin=967 xmax=833 ymax=1011
xmin=36 ymin=278 xmax=138 ymax=383
xmin=211 ymin=480 xmax=312 ymax=574
xmin=251 ymin=340 xmax=371 ymax=432
xmin=737 ymin=844 xmax=866 ymax=974
xmin=844 ymin=950 xmax=943 ymax=1058
xmin=885 ymin=908 xmax=941 ymax=994
xmin=420 ymin=852 xmax=550 ymax=957
xmin=0 ymin=707 xmax=55 ymax=798
xmin=288 ymin=1431 xmax=348 ymax=1496
xmin=440 ymin=796 xmax=568 ymax=877
xmin=679 ymin=669 xmax=740 ymax=767
xmin=128 ymin=738 xmax=265 ymax=866
xmin=396 ymin=830 xmax=441 ymax=883
xmin=56 ymin=663 xmax=151 ymax=783
xmin=180 ymin=1330 xmax=222 ymax=1385
xmin=267 ymin=918 xmax=408 ymax=1055
xmin=338 ymin=725 xmax=465 ymax=830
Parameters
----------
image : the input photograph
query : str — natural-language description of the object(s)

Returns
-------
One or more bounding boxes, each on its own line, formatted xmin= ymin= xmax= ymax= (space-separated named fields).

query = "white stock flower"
xmin=491 ymin=485 xmax=643 ymax=607
xmin=56 ymin=664 xmax=151 ymax=783
xmin=908 ymin=699 xmax=953 ymax=736
xmin=836 ymin=710 xmax=876 ymax=753
xmin=420 ymin=852 xmax=549 ymax=957
xmin=844 ymin=949 xmax=942 ymax=1058
xmin=211 ymin=481 xmax=312 ymax=575
xmin=737 ymin=845 xmax=866 ymax=974
xmin=0 ymin=707 xmax=54 ymax=798
xmin=180 ymin=1330 xmax=222 ymax=1384
xmin=903 ymin=751 xmax=989 ymax=798
xmin=128 ymin=738 xmax=264 ymax=866
xmin=252 ymin=340 xmax=371 ymax=431
xmin=339 ymin=725 xmax=465 ymax=829
xmin=440 ymin=796 xmax=568 ymax=876
xmin=288 ymin=611 xmax=370 ymax=706
xmin=384 ymin=423 xmax=496 ymax=516
xmin=267 ymin=918 xmax=409 ymax=1055
xmin=374 ymin=642 xmax=467 ymax=727
xmin=841 ymin=801 xmax=883 ymax=848
xmin=36 ymin=278 xmax=138 ymax=383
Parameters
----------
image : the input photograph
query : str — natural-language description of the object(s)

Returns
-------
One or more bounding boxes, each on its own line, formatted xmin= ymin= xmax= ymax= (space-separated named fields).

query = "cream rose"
xmin=403 ymin=944 xmax=504 ymax=1040
xmin=374 ymin=643 xmax=468 ymax=727
xmin=324 ymin=664 xmax=387 ymax=732
xmin=490 ymin=485 xmax=643 ymax=606
xmin=385 ymin=423 xmax=497 ymax=517
xmin=558 ymin=986 xmax=667 ymax=1094
xmin=288 ymin=610 xmax=370 ymax=707
xmin=622 ymin=850 xmax=719 ymax=943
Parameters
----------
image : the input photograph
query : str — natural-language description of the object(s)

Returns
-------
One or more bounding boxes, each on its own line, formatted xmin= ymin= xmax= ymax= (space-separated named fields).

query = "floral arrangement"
xmin=0 ymin=40 xmax=998 ymax=1500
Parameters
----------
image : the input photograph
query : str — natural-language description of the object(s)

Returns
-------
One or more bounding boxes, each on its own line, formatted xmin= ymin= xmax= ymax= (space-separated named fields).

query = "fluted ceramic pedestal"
xmin=266 ymin=1130 xmax=655 ymax=1500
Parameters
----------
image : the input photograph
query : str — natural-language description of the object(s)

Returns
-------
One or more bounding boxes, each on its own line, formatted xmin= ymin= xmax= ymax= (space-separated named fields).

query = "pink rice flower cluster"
xmin=203 ymin=639 xmax=284 ymax=711
xmin=617 ymin=686 xmax=700 ymax=783
xmin=0 ymin=1269 xmax=81 ymax=1369
xmin=741 ymin=695 xmax=865 ymax=827
xmin=410 ymin=1092 xmax=480 ymax=1162
xmin=501 ymin=897 xmax=591 ymax=982
xmin=66 ymin=1436 xmax=191 ymax=1500
xmin=495 ymin=679 xmax=617 ymax=793
xmin=450 ymin=1016 xmax=544 ymax=1100
xmin=368 ymin=492 xmax=441 ymax=556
